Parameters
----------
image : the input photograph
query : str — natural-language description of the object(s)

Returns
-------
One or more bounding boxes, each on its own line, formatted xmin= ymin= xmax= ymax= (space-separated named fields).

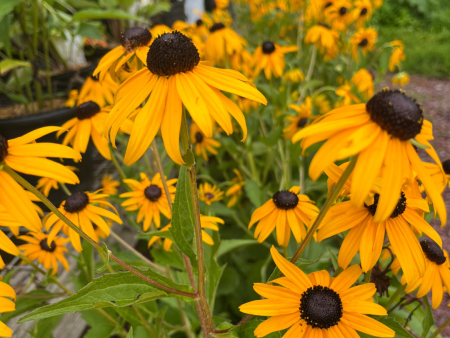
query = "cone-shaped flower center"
xmin=360 ymin=7 xmax=368 ymax=15
xmin=195 ymin=132 xmax=204 ymax=143
xmin=358 ymin=38 xmax=368 ymax=46
xmin=205 ymin=193 xmax=215 ymax=199
xmin=40 ymin=239 xmax=57 ymax=253
xmin=262 ymin=41 xmax=276 ymax=54
xmin=64 ymin=192 xmax=89 ymax=213
xmin=146 ymin=31 xmax=200 ymax=76
xmin=442 ymin=159 xmax=450 ymax=175
xmin=366 ymin=89 xmax=423 ymax=140
xmin=297 ymin=118 xmax=308 ymax=128
xmin=420 ymin=239 xmax=446 ymax=265
xmin=145 ymin=185 xmax=162 ymax=201
xmin=76 ymin=101 xmax=101 ymax=120
xmin=210 ymin=23 xmax=225 ymax=33
xmin=365 ymin=192 xmax=407 ymax=218
xmin=196 ymin=19 xmax=204 ymax=27
xmin=300 ymin=285 xmax=343 ymax=329
xmin=120 ymin=27 xmax=152 ymax=53
xmin=273 ymin=191 xmax=299 ymax=210
xmin=0 ymin=134 xmax=8 ymax=163
xmin=339 ymin=7 xmax=347 ymax=15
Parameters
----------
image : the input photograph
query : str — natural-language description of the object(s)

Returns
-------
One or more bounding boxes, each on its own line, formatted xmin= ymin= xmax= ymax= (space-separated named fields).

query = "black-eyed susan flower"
xmin=18 ymin=231 xmax=70 ymax=275
xmin=199 ymin=183 xmax=224 ymax=205
xmin=392 ymin=72 xmax=410 ymax=86
xmin=284 ymin=98 xmax=313 ymax=140
xmin=190 ymin=123 xmax=220 ymax=161
xmin=45 ymin=191 xmax=122 ymax=252
xmin=36 ymin=166 xmax=77 ymax=197
xmin=313 ymin=93 xmax=331 ymax=114
xmin=388 ymin=40 xmax=406 ymax=72
xmin=0 ymin=228 xmax=20 ymax=269
xmin=283 ymin=68 xmax=305 ymax=83
xmin=102 ymin=174 xmax=120 ymax=195
xmin=105 ymin=31 xmax=266 ymax=166
xmin=225 ymin=169 xmax=245 ymax=207
xmin=65 ymin=89 xmax=78 ymax=107
xmin=0 ymin=128 xmax=81 ymax=231
xmin=231 ymin=49 xmax=254 ymax=78
xmin=249 ymin=186 xmax=319 ymax=247
xmin=335 ymin=84 xmax=361 ymax=107
xmin=93 ymin=27 xmax=152 ymax=82
xmin=204 ymin=24 xmax=247 ymax=66
xmin=293 ymin=89 xmax=447 ymax=226
xmin=194 ymin=19 xmax=210 ymax=41
xmin=351 ymin=28 xmax=377 ymax=61
xmin=0 ymin=279 xmax=16 ymax=337
xmin=252 ymin=41 xmax=297 ymax=80
xmin=121 ymin=173 xmax=176 ymax=231
xmin=304 ymin=24 xmax=339 ymax=60
xmin=148 ymin=215 xmax=224 ymax=251
xmin=425 ymin=160 xmax=450 ymax=194
xmin=351 ymin=69 xmax=374 ymax=100
xmin=236 ymin=95 xmax=259 ymax=114
xmin=239 ymin=247 xmax=395 ymax=338
xmin=58 ymin=101 xmax=132 ymax=160
xmin=77 ymin=73 xmax=119 ymax=106
xmin=351 ymin=0 xmax=373 ymax=28
xmin=324 ymin=0 xmax=354 ymax=31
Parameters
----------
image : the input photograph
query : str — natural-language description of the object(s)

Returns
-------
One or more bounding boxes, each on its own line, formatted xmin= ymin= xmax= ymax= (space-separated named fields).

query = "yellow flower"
xmin=199 ymin=183 xmax=224 ymax=205
xmin=0 ymin=279 xmax=16 ymax=337
xmin=215 ymin=0 xmax=229 ymax=9
xmin=45 ymin=191 xmax=122 ymax=252
xmin=231 ymin=49 xmax=254 ymax=78
xmin=335 ymin=84 xmax=361 ymax=107
xmin=121 ymin=173 xmax=176 ymax=231
xmin=351 ymin=68 xmax=374 ymax=100
xmin=36 ymin=166 xmax=77 ymax=197
xmin=389 ymin=40 xmax=406 ymax=72
xmin=312 ymin=93 xmax=331 ymax=114
xmin=19 ymin=231 xmax=70 ymax=276
xmin=172 ymin=20 xmax=194 ymax=37
xmin=93 ymin=27 xmax=152 ymax=82
xmin=77 ymin=73 xmax=118 ymax=107
xmin=351 ymin=0 xmax=373 ymax=28
xmin=225 ymin=169 xmax=245 ymax=207
xmin=304 ymin=24 xmax=339 ymax=60
xmin=253 ymin=42 xmax=297 ymax=79
xmin=193 ymin=19 xmax=210 ymax=41
xmin=0 ymin=127 xmax=81 ymax=231
xmin=283 ymin=68 xmax=304 ymax=83
xmin=249 ymin=186 xmax=319 ymax=247
xmin=236 ymin=95 xmax=260 ymax=114
xmin=324 ymin=0 xmax=354 ymax=31
xmin=65 ymin=89 xmax=78 ymax=107
xmin=148 ymin=215 xmax=224 ymax=250
xmin=204 ymin=24 xmax=247 ymax=66
xmin=0 ymin=228 xmax=21 ymax=269
xmin=105 ymin=31 xmax=266 ymax=166
xmin=351 ymin=28 xmax=377 ymax=61
xmin=392 ymin=72 xmax=410 ymax=86
xmin=284 ymin=98 xmax=313 ymax=139
xmin=293 ymin=89 xmax=447 ymax=226
xmin=424 ymin=160 xmax=450 ymax=193
xmin=102 ymin=174 xmax=120 ymax=195
xmin=371 ymin=0 xmax=383 ymax=8
xmin=190 ymin=123 xmax=220 ymax=161
xmin=58 ymin=101 xmax=133 ymax=160
xmin=239 ymin=247 xmax=395 ymax=338
xmin=150 ymin=24 xmax=172 ymax=41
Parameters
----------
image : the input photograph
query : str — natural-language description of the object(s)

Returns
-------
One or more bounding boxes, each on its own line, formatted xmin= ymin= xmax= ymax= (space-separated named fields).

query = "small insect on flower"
xmin=191 ymin=123 xmax=220 ymax=161
xmin=199 ymin=183 xmax=224 ymax=205
xmin=121 ymin=173 xmax=177 ymax=231
xmin=249 ymin=186 xmax=319 ymax=247
xmin=252 ymin=41 xmax=297 ymax=80
xmin=19 ymin=231 xmax=70 ymax=276
xmin=0 ymin=278 xmax=16 ymax=337
xmin=239 ymin=247 xmax=395 ymax=338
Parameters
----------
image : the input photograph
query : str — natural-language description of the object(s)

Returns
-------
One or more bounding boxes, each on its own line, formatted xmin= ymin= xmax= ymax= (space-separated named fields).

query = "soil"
xmin=0 ymin=98 xmax=68 ymax=120
xmin=378 ymin=74 xmax=450 ymax=336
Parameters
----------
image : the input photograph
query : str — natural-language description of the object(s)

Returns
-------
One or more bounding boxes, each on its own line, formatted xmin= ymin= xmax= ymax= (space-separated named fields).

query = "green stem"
xmin=5 ymin=166 xmax=196 ymax=299
xmin=132 ymin=304 xmax=158 ymax=338
xmin=278 ymin=139 xmax=289 ymax=190
xmin=332 ymin=267 xmax=343 ymax=277
xmin=40 ymin=4 xmax=53 ymax=108
xmin=151 ymin=140 xmax=172 ymax=211
xmin=31 ymin=0 xmax=43 ymax=109
xmin=384 ymin=283 xmax=406 ymax=311
xmin=288 ymin=155 xmax=358 ymax=265
xmin=430 ymin=316 xmax=450 ymax=338
xmin=364 ymin=269 xmax=372 ymax=283
xmin=59 ymin=183 xmax=71 ymax=196
xmin=109 ymin=145 xmax=127 ymax=180
xmin=247 ymin=150 xmax=260 ymax=186
xmin=297 ymin=46 xmax=317 ymax=105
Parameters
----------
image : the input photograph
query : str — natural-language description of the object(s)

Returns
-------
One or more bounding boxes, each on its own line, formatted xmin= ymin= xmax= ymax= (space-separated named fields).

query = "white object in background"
xmin=129 ymin=0 xmax=152 ymax=28
xmin=185 ymin=0 xmax=204 ymax=23
xmin=54 ymin=31 xmax=87 ymax=69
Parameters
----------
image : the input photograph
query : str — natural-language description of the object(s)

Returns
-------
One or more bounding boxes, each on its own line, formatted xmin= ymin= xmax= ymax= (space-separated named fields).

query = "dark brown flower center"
xmin=64 ymin=192 xmax=89 ymax=213
xmin=196 ymin=19 xmax=203 ymax=27
xmin=146 ymin=31 xmax=200 ymax=76
xmin=324 ymin=2 xmax=332 ymax=8
xmin=442 ymin=159 xmax=450 ymax=175
xmin=0 ymin=135 xmax=8 ymax=163
xmin=365 ymin=192 xmax=407 ymax=218
xmin=145 ymin=185 xmax=162 ymax=201
xmin=210 ymin=23 xmax=225 ymax=33
xmin=358 ymin=38 xmax=368 ymax=47
xmin=40 ymin=239 xmax=57 ymax=252
xmin=300 ymin=285 xmax=343 ymax=329
xmin=76 ymin=101 xmax=101 ymax=120
xmin=366 ymin=89 xmax=423 ymax=140
xmin=273 ymin=191 xmax=299 ymax=210
xmin=120 ymin=27 xmax=152 ymax=52
xmin=339 ymin=7 xmax=347 ymax=15
xmin=360 ymin=7 xmax=368 ymax=15
xmin=262 ymin=41 xmax=276 ymax=54
xmin=205 ymin=193 xmax=215 ymax=200
xmin=195 ymin=132 xmax=204 ymax=143
xmin=370 ymin=264 xmax=390 ymax=297
xmin=420 ymin=239 xmax=446 ymax=265
xmin=297 ymin=118 xmax=308 ymax=128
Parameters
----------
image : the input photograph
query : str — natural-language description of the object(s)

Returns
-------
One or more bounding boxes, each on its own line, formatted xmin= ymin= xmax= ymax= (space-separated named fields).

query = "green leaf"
xmin=19 ymin=268 xmax=194 ymax=322
xmin=0 ymin=59 xmax=31 ymax=75
xmin=0 ymin=0 xmax=24 ymax=22
xmin=216 ymin=239 xmax=259 ymax=258
xmin=81 ymin=309 xmax=115 ymax=338
xmin=421 ymin=296 xmax=434 ymax=338
xmin=244 ymin=179 xmax=263 ymax=208
xmin=65 ymin=0 xmax=100 ymax=9
xmin=329 ymin=249 xmax=339 ymax=270
xmin=150 ymin=247 xmax=184 ymax=270
xmin=261 ymin=127 xmax=282 ymax=147
xmin=267 ymin=255 xmax=321 ymax=282
xmin=72 ymin=9 xmax=149 ymax=23
xmin=205 ymin=231 xmax=225 ymax=311
xmin=76 ymin=22 xmax=103 ymax=40
xmin=95 ymin=242 xmax=111 ymax=273
xmin=136 ymin=231 xmax=173 ymax=241
xmin=127 ymin=327 xmax=134 ymax=338
xmin=170 ymin=166 xmax=197 ymax=265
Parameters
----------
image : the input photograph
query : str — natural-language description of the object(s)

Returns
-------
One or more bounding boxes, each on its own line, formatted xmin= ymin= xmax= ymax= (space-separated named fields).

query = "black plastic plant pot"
xmin=0 ymin=106 xmax=95 ymax=211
